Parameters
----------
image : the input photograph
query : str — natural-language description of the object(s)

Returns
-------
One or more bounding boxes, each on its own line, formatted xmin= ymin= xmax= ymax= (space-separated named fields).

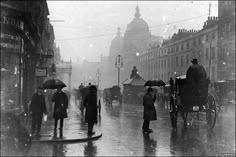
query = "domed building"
xmin=123 ymin=6 xmax=151 ymax=54
xmin=101 ymin=27 xmax=124 ymax=88
xmin=103 ymin=5 xmax=156 ymax=89
xmin=120 ymin=6 xmax=152 ymax=84
xmin=109 ymin=27 xmax=124 ymax=58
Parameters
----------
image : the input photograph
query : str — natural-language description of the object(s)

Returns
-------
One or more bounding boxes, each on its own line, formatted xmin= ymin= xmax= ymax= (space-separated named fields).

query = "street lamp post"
xmin=115 ymin=55 xmax=123 ymax=87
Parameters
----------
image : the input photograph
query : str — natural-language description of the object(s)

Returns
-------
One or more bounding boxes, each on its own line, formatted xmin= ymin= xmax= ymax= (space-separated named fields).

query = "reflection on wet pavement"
xmin=28 ymin=99 xmax=235 ymax=156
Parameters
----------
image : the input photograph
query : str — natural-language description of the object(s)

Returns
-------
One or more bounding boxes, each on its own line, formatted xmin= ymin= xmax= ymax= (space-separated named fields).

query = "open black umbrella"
xmin=42 ymin=78 xmax=66 ymax=89
xmin=144 ymin=80 xmax=166 ymax=87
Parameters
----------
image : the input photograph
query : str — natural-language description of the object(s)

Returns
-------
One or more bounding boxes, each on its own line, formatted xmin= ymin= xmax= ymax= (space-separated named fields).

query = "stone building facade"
xmin=217 ymin=0 xmax=235 ymax=80
xmin=0 ymin=1 xmax=57 ymax=110
xmin=139 ymin=16 xmax=219 ymax=83
xmin=139 ymin=0 xmax=235 ymax=83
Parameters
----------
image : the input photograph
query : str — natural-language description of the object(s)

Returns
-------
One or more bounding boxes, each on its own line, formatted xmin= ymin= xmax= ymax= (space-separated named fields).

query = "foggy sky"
xmin=47 ymin=1 xmax=218 ymax=63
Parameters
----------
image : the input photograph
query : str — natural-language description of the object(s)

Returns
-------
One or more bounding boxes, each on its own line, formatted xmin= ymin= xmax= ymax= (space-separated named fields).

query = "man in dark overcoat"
xmin=29 ymin=86 xmax=47 ymax=136
xmin=186 ymin=58 xmax=207 ymax=109
xmin=52 ymin=87 xmax=68 ymax=137
xmin=142 ymin=87 xmax=157 ymax=133
xmin=84 ymin=85 xmax=98 ymax=136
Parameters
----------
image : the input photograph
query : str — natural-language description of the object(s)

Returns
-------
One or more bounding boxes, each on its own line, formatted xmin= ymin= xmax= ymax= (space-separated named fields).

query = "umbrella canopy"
xmin=42 ymin=78 xmax=66 ymax=89
xmin=144 ymin=80 xmax=166 ymax=87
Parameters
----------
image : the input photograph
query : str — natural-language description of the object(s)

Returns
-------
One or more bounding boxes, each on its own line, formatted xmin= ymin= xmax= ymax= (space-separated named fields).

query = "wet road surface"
xmin=27 ymin=97 xmax=235 ymax=156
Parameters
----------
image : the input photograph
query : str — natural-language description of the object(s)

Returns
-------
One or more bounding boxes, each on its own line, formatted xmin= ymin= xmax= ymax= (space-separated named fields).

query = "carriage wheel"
xmin=206 ymin=94 xmax=217 ymax=129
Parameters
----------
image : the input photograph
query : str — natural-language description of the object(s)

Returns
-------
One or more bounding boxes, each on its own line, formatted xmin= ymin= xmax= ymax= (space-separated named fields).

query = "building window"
xmin=212 ymin=32 xmax=215 ymax=40
xmin=193 ymin=38 xmax=196 ymax=46
xmin=206 ymin=67 xmax=209 ymax=76
xmin=198 ymin=37 xmax=201 ymax=45
xmin=181 ymin=56 xmax=184 ymax=66
xmin=176 ymin=56 xmax=179 ymax=67
xmin=206 ymin=34 xmax=209 ymax=41
xmin=181 ymin=44 xmax=184 ymax=51
xmin=212 ymin=66 xmax=215 ymax=80
xmin=186 ymin=54 xmax=189 ymax=65
xmin=176 ymin=45 xmax=179 ymax=52
xmin=206 ymin=48 xmax=209 ymax=60
xmin=168 ymin=58 xmax=170 ymax=68
xmin=211 ymin=47 xmax=215 ymax=59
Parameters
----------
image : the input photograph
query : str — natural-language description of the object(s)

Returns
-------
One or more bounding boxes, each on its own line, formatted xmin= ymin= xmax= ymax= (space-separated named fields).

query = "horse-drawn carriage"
xmin=170 ymin=75 xmax=217 ymax=129
xmin=103 ymin=86 xmax=122 ymax=105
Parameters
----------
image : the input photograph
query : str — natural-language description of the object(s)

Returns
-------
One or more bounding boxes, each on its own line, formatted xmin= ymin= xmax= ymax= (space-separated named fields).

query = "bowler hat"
xmin=191 ymin=58 xmax=198 ymax=64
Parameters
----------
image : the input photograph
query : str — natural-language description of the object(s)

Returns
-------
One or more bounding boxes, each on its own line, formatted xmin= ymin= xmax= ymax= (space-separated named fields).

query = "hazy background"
xmin=47 ymin=1 xmax=218 ymax=63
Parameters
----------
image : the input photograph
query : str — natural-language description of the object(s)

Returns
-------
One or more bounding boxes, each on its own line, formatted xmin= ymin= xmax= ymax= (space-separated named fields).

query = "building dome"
xmin=123 ymin=6 xmax=151 ymax=53
xmin=109 ymin=27 xmax=124 ymax=57
xmin=125 ymin=6 xmax=149 ymax=33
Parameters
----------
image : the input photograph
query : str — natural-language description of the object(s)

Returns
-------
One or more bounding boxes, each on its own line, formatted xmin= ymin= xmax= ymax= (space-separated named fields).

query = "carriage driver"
xmin=186 ymin=58 xmax=207 ymax=111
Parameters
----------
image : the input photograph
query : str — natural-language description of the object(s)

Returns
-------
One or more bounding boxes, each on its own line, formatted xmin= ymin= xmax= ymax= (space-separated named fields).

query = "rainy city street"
xmin=27 ymin=96 xmax=235 ymax=156
xmin=1 ymin=1 xmax=235 ymax=156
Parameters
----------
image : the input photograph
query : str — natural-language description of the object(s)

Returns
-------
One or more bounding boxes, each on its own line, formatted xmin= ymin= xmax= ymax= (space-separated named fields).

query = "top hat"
xmin=191 ymin=58 xmax=198 ymax=64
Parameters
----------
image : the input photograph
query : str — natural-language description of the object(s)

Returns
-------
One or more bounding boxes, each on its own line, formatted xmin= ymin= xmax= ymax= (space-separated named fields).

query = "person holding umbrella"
xmin=29 ymin=86 xmax=47 ymax=136
xmin=142 ymin=87 xmax=157 ymax=133
xmin=52 ymin=87 xmax=69 ymax=137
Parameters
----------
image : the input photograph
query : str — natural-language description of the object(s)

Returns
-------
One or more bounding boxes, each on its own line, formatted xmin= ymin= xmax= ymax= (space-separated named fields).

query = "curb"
xmin=32 ymin=133 xmax=102 ymax=143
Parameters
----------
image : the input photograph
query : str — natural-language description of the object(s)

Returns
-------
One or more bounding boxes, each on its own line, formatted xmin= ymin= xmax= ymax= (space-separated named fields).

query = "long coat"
xmin=143 ymin=93 xmax=157 ymax=121
xmin=52 ymin=91 xmax=68 ymax=119
xmin=186 ymin=64 xmax=207 ymax=96
xmin=30 ymin=92 xmax=47 ymax=115
xmin=84 ymin=92 xmax=98 ymax=123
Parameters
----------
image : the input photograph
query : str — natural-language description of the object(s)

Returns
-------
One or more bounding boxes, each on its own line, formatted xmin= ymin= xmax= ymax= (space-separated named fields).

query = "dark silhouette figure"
xmin=186 ymin=58 xmax=208 ymax=110
xmin=84 ymin=85 xmax=98 ymax=136
xmin=29 ymin=86 xmax=47 ymax=136
xmin=142 ymin=87 xmax=157 ymax=133
xmin=52 ymin=88 xmax=68 ymax=138
xmin=98 ymin=99 xmax=101 ymax=116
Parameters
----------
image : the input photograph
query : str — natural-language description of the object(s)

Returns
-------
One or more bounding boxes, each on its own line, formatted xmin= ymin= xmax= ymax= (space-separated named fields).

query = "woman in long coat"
xmin=84 ymin=85 xmax=98 ymax=136
xmin=142 ymin=87 xmax=157 ymax=133
xmin=52 ymin=88 xmax=68 ymax=136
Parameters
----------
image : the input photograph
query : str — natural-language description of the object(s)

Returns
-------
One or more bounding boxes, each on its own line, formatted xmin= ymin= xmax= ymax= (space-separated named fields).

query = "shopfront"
xmin=1 ymin=8 xmax=25 ymax=109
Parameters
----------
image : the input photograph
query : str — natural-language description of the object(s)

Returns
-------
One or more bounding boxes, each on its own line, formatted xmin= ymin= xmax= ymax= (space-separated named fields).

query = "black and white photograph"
xmin=0 ymin=0 xmax=235 ymax=156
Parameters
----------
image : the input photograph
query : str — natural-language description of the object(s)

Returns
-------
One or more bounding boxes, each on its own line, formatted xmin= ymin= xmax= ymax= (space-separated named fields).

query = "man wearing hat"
xmin=142 ymin=87 xmax=157 ymax=133
xmin=186 ymin=58 xmax=207 ymax=109
xmin=29 ymin=86 xmax=47 ymax=136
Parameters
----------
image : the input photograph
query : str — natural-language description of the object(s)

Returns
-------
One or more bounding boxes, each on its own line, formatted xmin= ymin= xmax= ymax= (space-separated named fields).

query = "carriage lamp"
xmin=136 ymin=52 xmax=140 ymax=56
xmin=222 ymin=62 xmax=226 ymax=65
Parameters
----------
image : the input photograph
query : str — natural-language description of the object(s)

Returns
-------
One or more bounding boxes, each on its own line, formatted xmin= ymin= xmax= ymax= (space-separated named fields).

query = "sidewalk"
xmin=28 ymin=99 xmax=102 ymax=143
